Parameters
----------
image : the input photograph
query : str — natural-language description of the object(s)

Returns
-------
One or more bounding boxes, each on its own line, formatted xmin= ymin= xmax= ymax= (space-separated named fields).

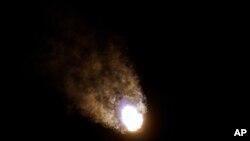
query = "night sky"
xmin=5 ymin=2 xmax=248 ymax=140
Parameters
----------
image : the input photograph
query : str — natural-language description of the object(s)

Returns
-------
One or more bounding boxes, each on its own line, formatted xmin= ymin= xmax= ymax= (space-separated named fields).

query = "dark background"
xmin=4 ymin=2 xmax=248 ymax=140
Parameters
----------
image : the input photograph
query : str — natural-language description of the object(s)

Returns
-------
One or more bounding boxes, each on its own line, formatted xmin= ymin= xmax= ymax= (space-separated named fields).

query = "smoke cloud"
xmin=41 ymin=11 xmax=146 ymax=133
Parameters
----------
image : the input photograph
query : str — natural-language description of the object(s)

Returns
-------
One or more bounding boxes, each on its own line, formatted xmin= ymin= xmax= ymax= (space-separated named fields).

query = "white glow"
xmin=121 ymin=105 xmax=143 ymax=132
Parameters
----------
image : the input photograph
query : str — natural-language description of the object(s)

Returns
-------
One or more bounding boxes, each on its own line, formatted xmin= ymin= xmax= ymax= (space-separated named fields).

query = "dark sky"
xmin=5 ymin=2 xmax=248 ymax=140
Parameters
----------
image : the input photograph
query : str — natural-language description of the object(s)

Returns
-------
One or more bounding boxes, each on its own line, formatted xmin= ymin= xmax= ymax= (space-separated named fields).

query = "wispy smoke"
xmin=41 ymin=11 xmax=146 ymax=133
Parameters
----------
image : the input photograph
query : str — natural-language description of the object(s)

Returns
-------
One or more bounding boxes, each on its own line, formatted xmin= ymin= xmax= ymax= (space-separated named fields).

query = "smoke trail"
xmin=42 ymin=12 xmax=146 ymax=133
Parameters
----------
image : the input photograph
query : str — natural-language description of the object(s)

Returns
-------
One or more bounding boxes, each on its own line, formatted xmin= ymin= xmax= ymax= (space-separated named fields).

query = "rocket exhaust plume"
xmin=41 ymin=11 xmax=147 ymax=133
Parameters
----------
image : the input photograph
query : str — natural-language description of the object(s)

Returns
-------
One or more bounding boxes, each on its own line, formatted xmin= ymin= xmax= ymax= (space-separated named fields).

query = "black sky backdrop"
xmin=4 ymin=2 xmax=249 ymax=140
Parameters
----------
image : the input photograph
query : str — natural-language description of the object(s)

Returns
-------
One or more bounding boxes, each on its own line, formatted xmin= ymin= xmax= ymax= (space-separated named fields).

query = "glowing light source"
xmin=121 ymin=105 xmax=143 ymax=132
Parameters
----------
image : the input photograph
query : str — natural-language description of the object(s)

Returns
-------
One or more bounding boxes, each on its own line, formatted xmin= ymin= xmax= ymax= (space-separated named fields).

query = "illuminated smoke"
xmin=42 ymin=13 xmax=147 ymax=133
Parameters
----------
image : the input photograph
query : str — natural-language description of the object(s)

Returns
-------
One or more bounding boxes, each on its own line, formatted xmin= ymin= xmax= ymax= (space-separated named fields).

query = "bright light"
xmin=121 ymin=105 xmax=143 ymax=132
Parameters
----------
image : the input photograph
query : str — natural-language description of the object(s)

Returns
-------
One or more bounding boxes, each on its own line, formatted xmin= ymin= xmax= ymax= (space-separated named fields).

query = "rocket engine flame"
xmin=121 ymin=105 xmax=143 ymax=132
